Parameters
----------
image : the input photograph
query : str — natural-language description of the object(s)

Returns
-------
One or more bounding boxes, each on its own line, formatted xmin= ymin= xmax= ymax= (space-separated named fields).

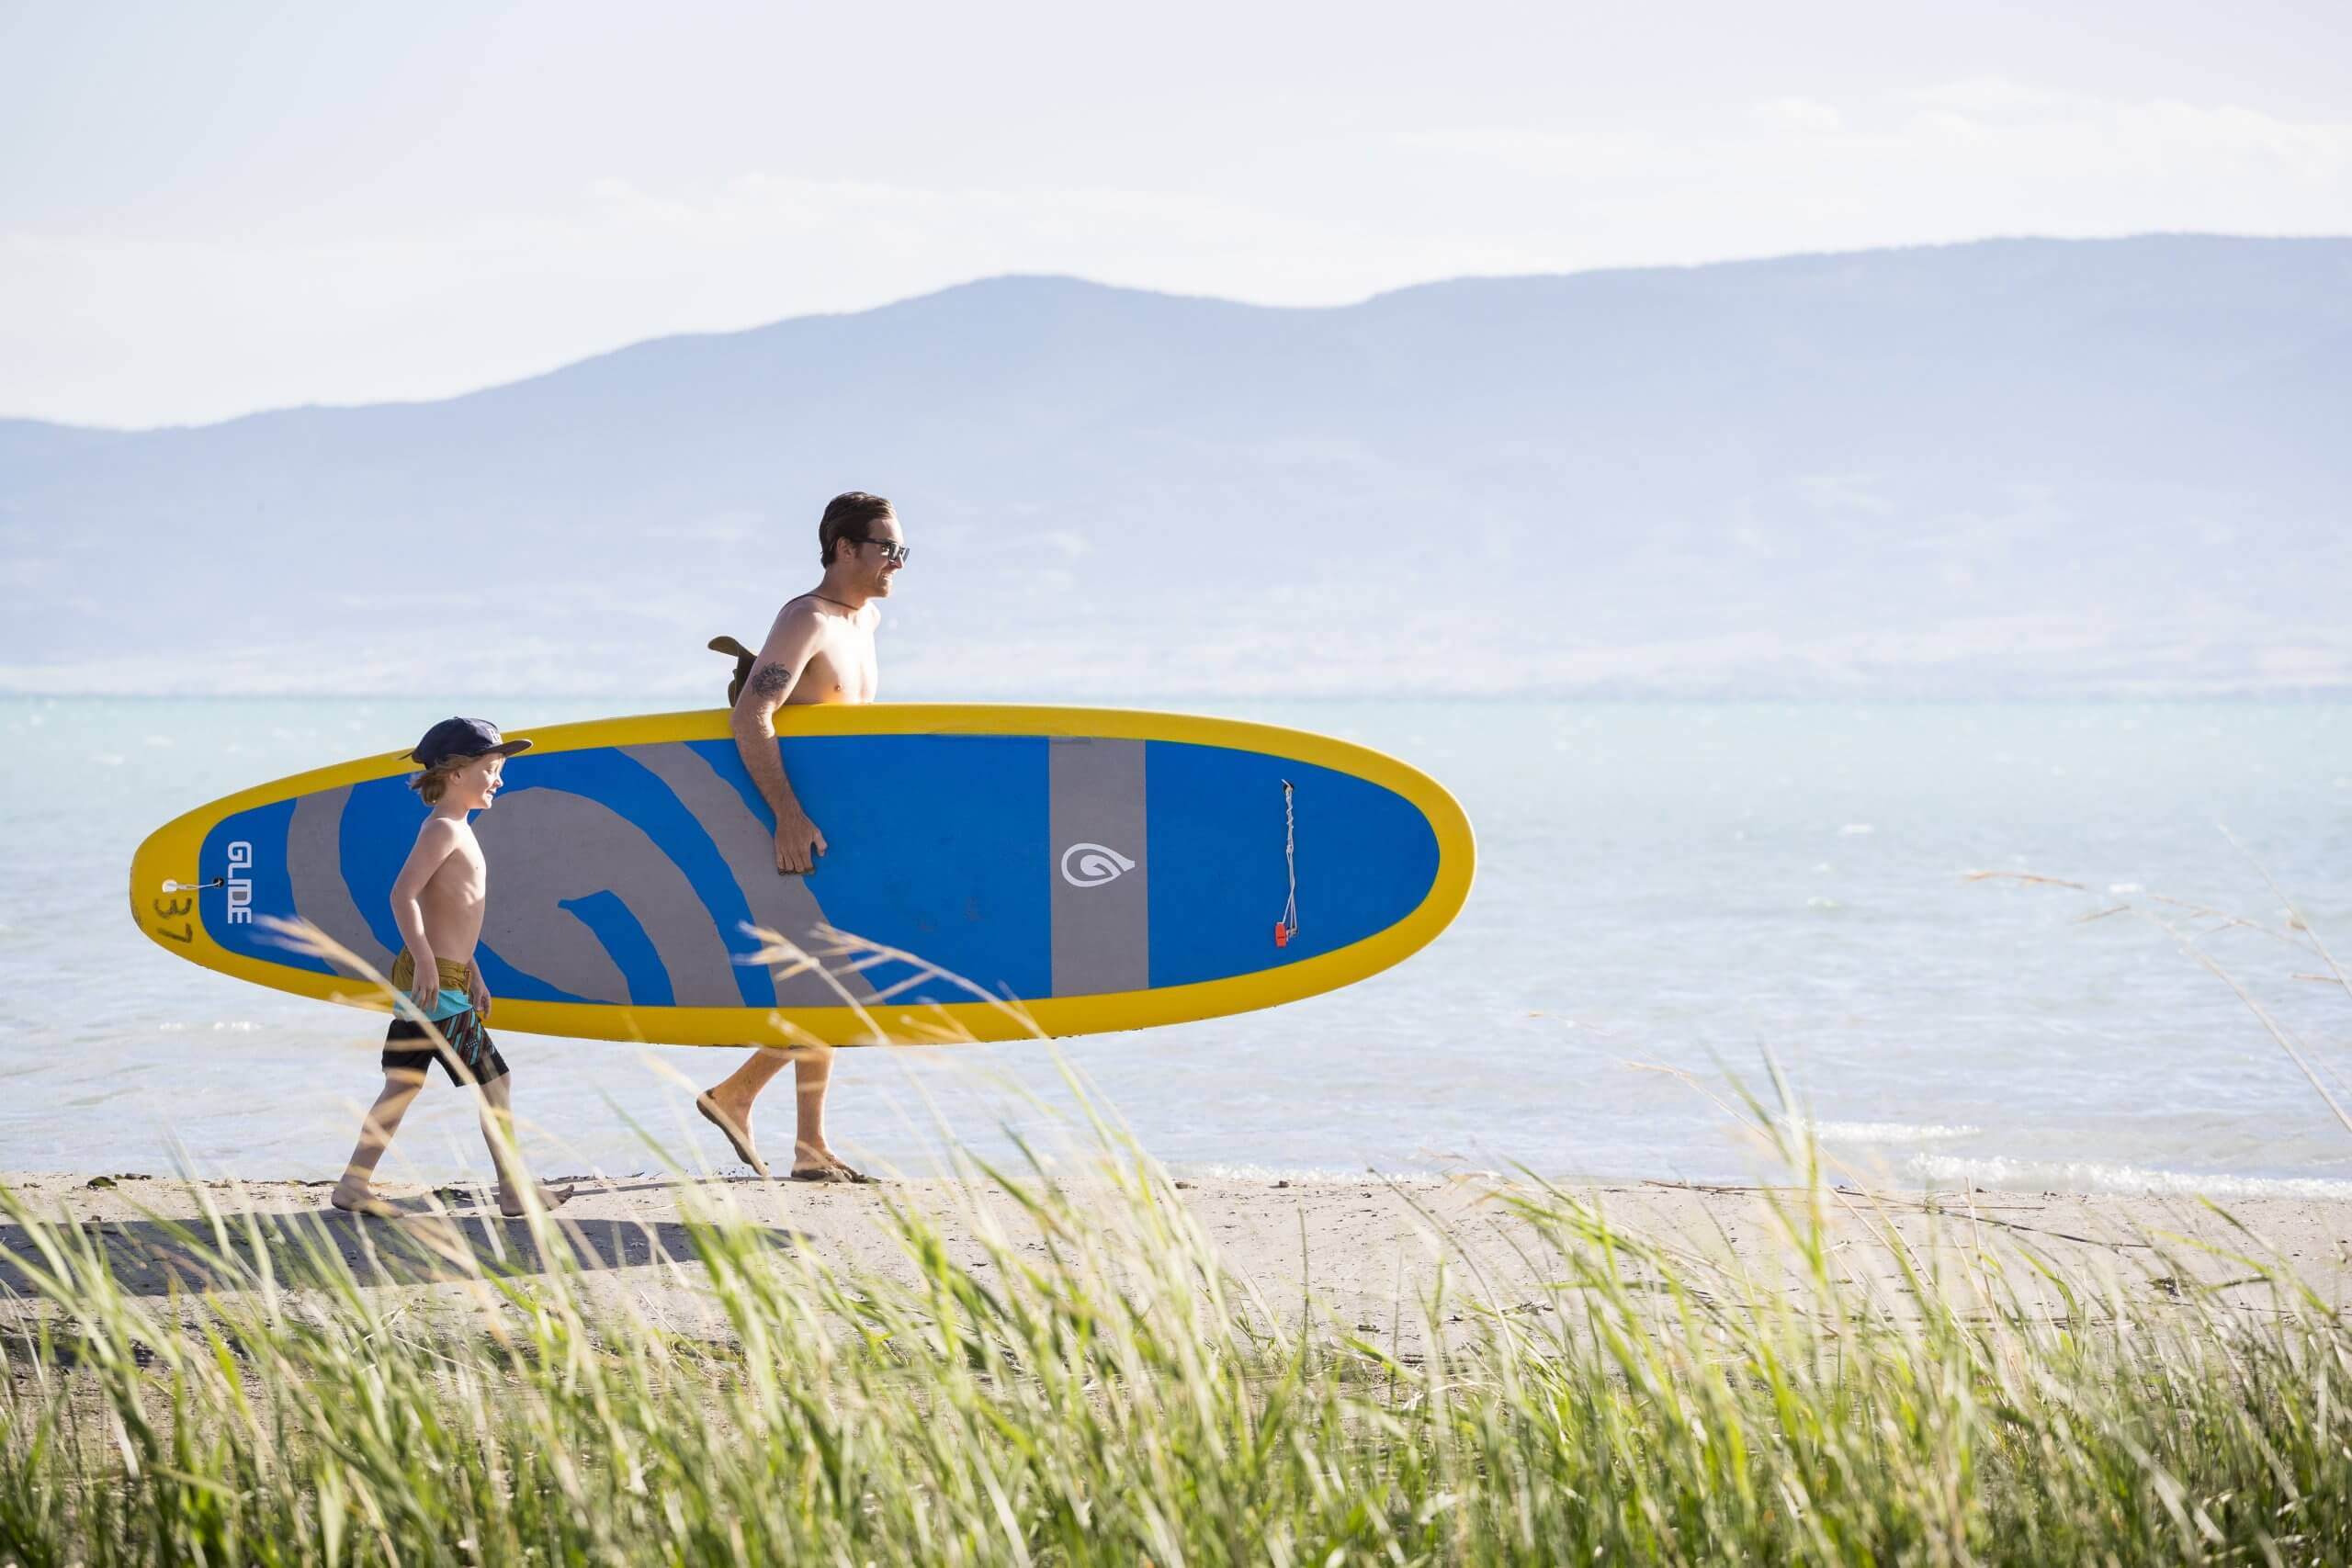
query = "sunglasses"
xmin=854 ymin=537 xmax=911 ymax=567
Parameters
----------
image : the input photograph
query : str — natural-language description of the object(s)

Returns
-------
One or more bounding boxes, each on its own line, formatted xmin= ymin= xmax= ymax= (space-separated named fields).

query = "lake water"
xmin=6 ymin=695 xmax=2351 ymax=1196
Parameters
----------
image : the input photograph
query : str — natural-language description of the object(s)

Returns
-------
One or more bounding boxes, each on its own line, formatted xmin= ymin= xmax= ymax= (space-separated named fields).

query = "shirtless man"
xmin=695 ymin=491 xmax=905 ymax=1180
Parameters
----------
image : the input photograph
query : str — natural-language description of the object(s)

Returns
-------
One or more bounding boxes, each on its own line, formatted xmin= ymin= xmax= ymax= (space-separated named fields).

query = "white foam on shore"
xmin=1778 ymin=1118 xmax=1983 ymax=1145
xmin=1906 ymin=1153 xmax=2352 ymax=1201
xmin=1172 ymin=1163 xmax=1464 ymax=1187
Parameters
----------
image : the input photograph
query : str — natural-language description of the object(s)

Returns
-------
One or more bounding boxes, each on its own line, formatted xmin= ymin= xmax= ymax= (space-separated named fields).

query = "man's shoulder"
xmin=766 ymin=596 xmax=826 ymax=637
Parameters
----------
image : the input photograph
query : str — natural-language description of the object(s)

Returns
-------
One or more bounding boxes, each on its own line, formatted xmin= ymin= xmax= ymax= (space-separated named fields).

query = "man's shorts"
xmin=382 ymin=1009 xmax=510 ymax=1085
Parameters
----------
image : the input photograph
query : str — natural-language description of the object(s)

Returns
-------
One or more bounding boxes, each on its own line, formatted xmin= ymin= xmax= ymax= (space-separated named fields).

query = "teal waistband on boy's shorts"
xmin=389 ymin=953 xmax=477 ymax=1021
xmin=423 ymin=988 xmax=471 ymax=1022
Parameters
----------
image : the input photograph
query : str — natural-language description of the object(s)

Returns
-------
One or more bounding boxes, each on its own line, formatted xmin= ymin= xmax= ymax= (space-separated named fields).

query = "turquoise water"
xmin=6 ymin=695 xmax=2351 ymax=1193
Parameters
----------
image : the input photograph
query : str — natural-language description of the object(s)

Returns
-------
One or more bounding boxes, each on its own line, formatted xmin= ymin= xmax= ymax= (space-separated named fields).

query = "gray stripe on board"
xmin=623 ymin=742 xmax=876 ymax=1008
xmin=285 ymin=785 xmax=393 ymax=978
xmin=474 ymin=787 xmax=742 ymax=1007
xmin=1049 ymin=738 xmax=1149 ymax=998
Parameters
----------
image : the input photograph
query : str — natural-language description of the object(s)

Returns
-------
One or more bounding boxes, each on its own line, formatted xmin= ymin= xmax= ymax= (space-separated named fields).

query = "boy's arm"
xmin=731 ymin=603 xmax=830 ymax=874
xmin=389 ymin=819 xmax=461 ymax=1014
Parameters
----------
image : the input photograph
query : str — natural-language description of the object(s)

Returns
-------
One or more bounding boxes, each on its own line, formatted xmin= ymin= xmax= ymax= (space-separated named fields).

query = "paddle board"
xmin=128 ymin=705 xmax=1474 ymax=1045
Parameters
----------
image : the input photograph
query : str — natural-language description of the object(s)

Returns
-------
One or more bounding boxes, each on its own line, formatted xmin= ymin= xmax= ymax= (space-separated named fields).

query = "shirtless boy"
xmin=331 ymin=717 xmax=571 ymax=1217
xmin=696 ymin=491 xmax=904 ymax=1180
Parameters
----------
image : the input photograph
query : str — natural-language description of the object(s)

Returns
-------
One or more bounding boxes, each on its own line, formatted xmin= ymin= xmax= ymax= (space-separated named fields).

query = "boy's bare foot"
xmin=329 ymin=1185 xmax=406 ymax=1218
xmin=497 ymin=1183 xmax=574 ymax=1218
xmin=696 ymin=1091 xmax=769 ymax=1178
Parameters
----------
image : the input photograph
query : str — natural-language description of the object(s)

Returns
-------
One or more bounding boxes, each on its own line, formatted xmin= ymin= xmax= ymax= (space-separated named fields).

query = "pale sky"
xmin=4 ymin=0 xmax=2347 ymax=428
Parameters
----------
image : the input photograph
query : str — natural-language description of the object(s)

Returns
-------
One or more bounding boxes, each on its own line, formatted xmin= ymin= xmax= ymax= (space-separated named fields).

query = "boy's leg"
xmin=478 ymin=1076 xmax=573 ymax=1217
xmin=332 ymin=1071 xmax=427 ymax=1214
xmin=438 ymin=1008 xmax=571 ymax=1217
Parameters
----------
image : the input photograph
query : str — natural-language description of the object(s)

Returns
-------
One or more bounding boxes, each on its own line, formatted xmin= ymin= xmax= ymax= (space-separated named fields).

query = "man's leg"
xmin=332 ymin=1072 xmax=426 ymax=1213
xmin=697 ymin=1048 xmax=790 ymax=1175
xmin=789 ymin=1043 xmax=836 ymax=1174
xmin=699 ymin=1045 xmax=856 ymax=1177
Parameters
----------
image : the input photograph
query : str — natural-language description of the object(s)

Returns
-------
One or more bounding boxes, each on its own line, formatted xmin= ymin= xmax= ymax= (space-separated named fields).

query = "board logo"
xmin=1060 ymin=842 xmax=1135 ymax=888
xmin=225 ymin=840 xmax=255 ymax=924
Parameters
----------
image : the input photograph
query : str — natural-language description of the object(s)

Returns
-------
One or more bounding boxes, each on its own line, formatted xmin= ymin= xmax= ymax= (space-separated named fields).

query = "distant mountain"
xmin=4 ymin=235 xmax=2346 ymax=697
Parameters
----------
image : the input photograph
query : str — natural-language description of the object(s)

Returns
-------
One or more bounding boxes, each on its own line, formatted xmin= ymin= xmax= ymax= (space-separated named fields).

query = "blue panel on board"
xmin=1145 ymin=742 xmax=1439 ymax=991
xmin=199 ymin=800 xmax=334 ymax=975
xmin=690 ymin=736 xmax=1053 ymax=1004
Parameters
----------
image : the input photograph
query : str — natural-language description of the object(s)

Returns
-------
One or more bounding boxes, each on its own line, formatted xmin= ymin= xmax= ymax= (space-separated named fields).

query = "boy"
xmin=331 ymin=717 xmax=571 ymax=1217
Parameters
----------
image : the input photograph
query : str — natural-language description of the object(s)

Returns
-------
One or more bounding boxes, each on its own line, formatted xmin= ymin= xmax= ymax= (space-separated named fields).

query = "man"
xmin=696 ymin=491 xmax=905 ymax=1180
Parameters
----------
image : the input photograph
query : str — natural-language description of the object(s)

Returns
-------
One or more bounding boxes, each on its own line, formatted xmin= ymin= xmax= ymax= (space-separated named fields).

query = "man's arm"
xmin=389 ymin=819 xmax=461 ymax=1015
xmin=732 ymin=603 xmax=830 ymax=874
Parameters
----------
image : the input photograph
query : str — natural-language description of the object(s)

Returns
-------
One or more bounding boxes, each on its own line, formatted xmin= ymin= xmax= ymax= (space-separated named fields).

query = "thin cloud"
xmin=5 ymin=81 xmax=2348 ymax=427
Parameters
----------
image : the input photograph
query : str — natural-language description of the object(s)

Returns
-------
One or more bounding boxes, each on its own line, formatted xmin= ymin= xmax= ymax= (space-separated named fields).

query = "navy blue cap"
xmin=409 ymin=717 xmax=531 ymax=770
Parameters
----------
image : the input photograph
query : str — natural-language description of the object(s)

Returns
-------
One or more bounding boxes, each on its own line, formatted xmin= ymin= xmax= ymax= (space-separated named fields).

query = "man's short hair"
xmin=819 ymin=491 xmax=896 ymax=566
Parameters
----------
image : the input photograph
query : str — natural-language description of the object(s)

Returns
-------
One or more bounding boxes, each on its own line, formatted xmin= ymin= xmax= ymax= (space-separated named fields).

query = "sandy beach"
xmin=9 ymin=1167 xmax=2347 ymax=1346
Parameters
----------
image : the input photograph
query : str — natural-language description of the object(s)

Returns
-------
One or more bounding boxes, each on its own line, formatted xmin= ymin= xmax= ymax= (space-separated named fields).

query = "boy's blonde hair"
xmin=410 ymin=754 xmax=480 ymax=806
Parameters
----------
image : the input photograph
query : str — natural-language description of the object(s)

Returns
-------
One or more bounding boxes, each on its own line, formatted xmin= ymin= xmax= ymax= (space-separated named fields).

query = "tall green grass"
xmin=5 ymin=1114 xmax=2350 ymax=1566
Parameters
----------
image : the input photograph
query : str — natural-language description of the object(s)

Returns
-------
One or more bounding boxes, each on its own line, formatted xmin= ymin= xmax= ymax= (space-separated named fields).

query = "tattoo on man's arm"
xmin=748 ymin=664 xmax=795 ymax=701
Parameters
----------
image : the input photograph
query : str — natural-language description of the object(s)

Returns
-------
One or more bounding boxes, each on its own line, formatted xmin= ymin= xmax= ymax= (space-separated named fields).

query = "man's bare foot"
xmin=790 ymin=1145 xmax=876 ymax=1183
xmin=498 ymin=1182 xmax=574 ymax=1218
xmin=329 ymin=1184 xmax=405 ymax=1218
xmin=788 ymin=1161 xmax=876 ymax=1184
xmin=696 ymin=1092 xmax=769 ymax=1178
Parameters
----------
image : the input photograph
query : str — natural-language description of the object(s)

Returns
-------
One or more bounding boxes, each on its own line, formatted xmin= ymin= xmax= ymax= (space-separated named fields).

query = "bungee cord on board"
xmin=1275 ymin=778 xmax=1299 ymax=947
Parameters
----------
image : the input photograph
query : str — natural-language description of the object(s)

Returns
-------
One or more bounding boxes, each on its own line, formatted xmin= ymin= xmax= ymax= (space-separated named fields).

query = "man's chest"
xmin=798 ymin=625 xmax=879 ymax=701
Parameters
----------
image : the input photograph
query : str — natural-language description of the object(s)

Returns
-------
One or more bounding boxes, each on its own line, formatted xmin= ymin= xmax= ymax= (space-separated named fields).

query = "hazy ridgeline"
xmin=4 ymin=235 xmax=2348 ymax=698
xmin=6 ymin=1110 xmax=2352 ymax=1566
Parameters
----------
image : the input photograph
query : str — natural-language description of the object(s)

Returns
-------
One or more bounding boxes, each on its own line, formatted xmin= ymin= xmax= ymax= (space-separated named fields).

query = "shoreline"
xmin=14 ymin=1154 xmax=2352 ymax=1202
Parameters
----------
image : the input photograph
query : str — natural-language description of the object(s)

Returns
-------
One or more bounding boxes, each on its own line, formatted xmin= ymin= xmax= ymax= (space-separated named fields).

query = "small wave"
xmin=1906 ymin=1154 xmax=2352 ymax=1201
